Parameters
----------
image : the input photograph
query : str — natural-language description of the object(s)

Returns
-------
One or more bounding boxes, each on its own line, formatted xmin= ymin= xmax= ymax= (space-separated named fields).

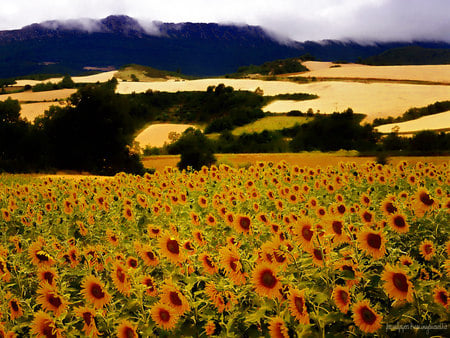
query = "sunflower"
xmin=288 ymin=288 xmax=309 ymax=324
xmin=398 ymin=255 xmax=414 ymax=267
xmin=1 ymin=209 xmax=11 ymax=222
xmin=81 ymin=275 xmax=111 ymax=309
xmin=352 ymin=300 xmax=382 ymax=334
xmin=233 ymin=214 xmax=252 ymax=234
xmin=9 ymin=298 xmax=23 ymax=321
xmin=219 ymin=245 xmax=247 ymax=285
xmin=36 ymin=285 xmax=68 ymax=317
xmin=268 ymin=316 xmax=289 ymax=338
xmin=117 ymin=320 xmax=138 ymax=338
xmin=159 ymin=283 xmax=190 ymax=316
xmin=193 ymin=230 xmax=206 ymax=246
xmin=138 ymin=245 xmax=159 ymax=267
xmin=419 ymin=239 xmax=435 ymax=261
xmin=147 ymin=225 xmax=161 ymax=238
xmin=123 ymin=206 xmax=134 ymax=221
xmin=142 ymin=276 xmax=158 ymax=296
xmin=31 ymin=311 xmax=63 ymax=338
xmin=332 ymin=285 xmax=351 ymax=314
xmin=388 ymin=213 xmax=410 ymax=233
xmin=105 ymin=229 xmax=119 ymax=246
xmin=293 ymin=217 xmax=316 ymax=251
xmin=111 ymin=261 xmax=131 ymax=296
xmin=359 ymin=209 xmax=374 ymax=224
xmin=357 ymin=229 xmax=386 ymax=259
xmin=204 ymin=320 xmax=216 ymax=336
xmin=433 ymin=286 xmax=449 ymax=309
xmin=126 ymin=256 xmax=138 ymax=269
xmin=158 ymin=232 xmax=184 ymax=264
xmin=251 ymin=263 xmax=281 ymax=299
xmin=198 ymin=195 xmax=208 ymax=208
xmin=326 ymin=218 xmax=348 ymax=244
xmin=310 ymin=247 xmax=327 ymax=267
xmin=199 ymin=253 xmax=218 ymax=275
xmin=74 ymin=306 xmax=100 ymax=337
xmin=28 ymin=238 xmax=55 ymax=267
xmin=150 ymin=302 xmax=180 ymax=331
xmin=381 ymin=264 xmax=414 ymax=302
xmin=0 ymin=257 xmax=12 ymax=282
xmin=414 ymin=188 xmax=436 ymax=216
xmin=205 ymin=213 xmax=217 ymax=227
xmin=381 ymin=197 xmax=398 ymax=216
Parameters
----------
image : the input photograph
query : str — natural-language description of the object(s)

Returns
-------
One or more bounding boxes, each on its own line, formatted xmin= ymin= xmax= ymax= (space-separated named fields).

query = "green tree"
xmin=60 ymin=74 xmax=75 ymax=88
xmin=168 ymin=128 xmax=216 ymax=171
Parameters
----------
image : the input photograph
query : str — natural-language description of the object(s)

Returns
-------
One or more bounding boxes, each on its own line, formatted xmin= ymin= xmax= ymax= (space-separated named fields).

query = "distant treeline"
xmin=372 ymin=101 xmax=450 ymax=126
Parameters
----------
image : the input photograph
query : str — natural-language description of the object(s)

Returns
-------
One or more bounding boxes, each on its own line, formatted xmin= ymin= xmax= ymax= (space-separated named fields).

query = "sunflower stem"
xmin=413 ymin=292 xmax=423 ymax=324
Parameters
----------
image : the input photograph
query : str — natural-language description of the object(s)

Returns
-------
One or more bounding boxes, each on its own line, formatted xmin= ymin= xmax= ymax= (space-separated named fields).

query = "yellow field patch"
xmin=231 ymin=116 xmax=310 ymax=135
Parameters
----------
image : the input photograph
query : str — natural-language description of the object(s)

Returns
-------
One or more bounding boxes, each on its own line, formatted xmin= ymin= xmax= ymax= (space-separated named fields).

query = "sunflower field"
xmin=0 ymin=160 xmax=449 ymax=337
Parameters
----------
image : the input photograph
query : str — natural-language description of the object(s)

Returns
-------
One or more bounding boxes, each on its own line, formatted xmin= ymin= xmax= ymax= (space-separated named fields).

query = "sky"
xmin=1 ymin=0 xmax=449 ymax=42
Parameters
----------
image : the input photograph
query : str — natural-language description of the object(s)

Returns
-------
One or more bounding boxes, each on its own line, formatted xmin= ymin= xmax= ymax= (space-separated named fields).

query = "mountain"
xmin=361 ymin=46 xmax=450 ymax=65
xmin=0 ymin=15 xmax=449 ymax=78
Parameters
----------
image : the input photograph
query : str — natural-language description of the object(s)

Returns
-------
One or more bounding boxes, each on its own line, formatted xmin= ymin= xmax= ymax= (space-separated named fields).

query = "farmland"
xmin=0 ymin=160 xmax=448 ymax=336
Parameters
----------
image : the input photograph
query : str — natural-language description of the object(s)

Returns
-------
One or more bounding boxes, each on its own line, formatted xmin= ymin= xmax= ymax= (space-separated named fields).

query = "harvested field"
xmin=262 ymin=81 xmax=450 ymax=122
xmin=297 ymin=62 xmax=450 ymax=83
xmin=19 ymin=102 xmax=65 ymax=121
xmin=231 ymin=116 xmax=310 ymax=135
xmin=135 ymin=123 xmax=197 ymax=148
xmin=15 ymin=71 xmax=118 ymax=86
xmin=0 ymin=89 xmax=76 ymax=102
xmin=375 ymin=110 xmax=450 ymax=134
xmin=142 ymin=153 xmax=450 ymax=171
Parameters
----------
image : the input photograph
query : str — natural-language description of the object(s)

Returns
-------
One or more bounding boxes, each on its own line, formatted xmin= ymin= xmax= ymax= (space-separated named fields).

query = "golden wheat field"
xmin=0 ymin=160 xmax=448 ymax=336
xmin=297 ymin=62 xmax=450 ymax=84
xmin=135 ymin=124 xmax=198 ymax=149
xmin=375 ymin=111 xmax=450 ymax=134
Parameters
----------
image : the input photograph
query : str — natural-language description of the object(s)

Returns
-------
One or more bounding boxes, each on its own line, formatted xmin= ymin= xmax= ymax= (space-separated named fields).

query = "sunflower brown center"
xmin=48 ymin=294 xmax=62 ymax=308
xmin=166 ymin=239 xmax=179 ymax=254
xmin=392 ymin=273 xmax=409 ymax=292
xmin=274 ymin=251 xmax=286 ymax=263
xmin=301 ymin=226 xmax=313 ymax=241
xmin=160 ymin=309 xmax=170 ymax=322
xmin=360 ymin=306 xmax=376 ymax=325
xmin=385 ymin=202 xmax=397 ymax=214
xmin=90 ymin=284 xmax=105 ymax=299
xmin=337 ymin=205 xmax=346 ymax=214
xmin=124 ymin=327 xmax=135 ymax=338
xmin=116 ymin=268 xmax=126 ymax=283
xmin=260 ymin=269 xmax=277 ymax=289
xmin=169 ymin=291 xmax=182 ymax=306
xmin=313 ymin=249 xmax=323 ymax=260
xmin=332 ymin=221 xmax=343 ymax=235
xmin=294 ymin=296 xmax=305 ymax=314
xmin=393 ymin=215 xmax=406 ymax=228
xmin=229 ymin=258 xmax=238 ymax=272
xmin=146 ymin=251 xmax=155 ymax=260
xmin=42 ymin=322 xmax=58 ymax=338
xmin=83 ymin=312 xmax=92 ymax=326
xmin=36 ymin=252 xmax=49 ymax=262
xmin=239 ymin=217 xmax=251 ymax=231
xmin=10 ymin=300 xmax=19 ymax=311
xmin=363 ymin=212 xmax=372 ymax=222
xmin=43 ymin=272 xmax=54 ymax=284
xmin=438 ymin=291 xmax=448 ymax=304
xmin=204 ymin=256 xmax=214 ymax=268
xmin=339 ymin=290 xmax=349 ymax=303
xmin=424 ymin=244 xmax=432 ymax=254
xmin=128 ymin=259 xmax=137 ymax=268
xmin=419 ymin=192 xmax=434 ymax=206
xmin=367 ymin=233 xmax=382 ymax=249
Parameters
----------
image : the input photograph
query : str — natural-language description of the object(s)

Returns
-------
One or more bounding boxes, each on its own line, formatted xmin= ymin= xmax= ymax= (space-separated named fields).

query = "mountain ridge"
xmin=0 ymin=15 xmax=449 ymax=77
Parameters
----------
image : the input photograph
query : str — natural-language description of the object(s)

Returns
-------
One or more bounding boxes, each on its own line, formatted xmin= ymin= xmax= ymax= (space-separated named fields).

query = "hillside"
xmin=362 ymin=46 xmax=450 ymax=65
xmin=0 ymin=15 xmax=449 ymax=77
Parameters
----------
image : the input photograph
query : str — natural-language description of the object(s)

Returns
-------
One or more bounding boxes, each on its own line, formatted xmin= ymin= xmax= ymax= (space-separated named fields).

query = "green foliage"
xmin=290 ymin=109 xmax=379 ymax=151
xmin=232 ymin=57 xmax=308 ymax=77
xmin=168 ymin=128 xmax=216 ymax=170
xmin=32 ymin=74 xmax=76 ymax=92
xmin=372 ymin=101 xmax=450 ymax=126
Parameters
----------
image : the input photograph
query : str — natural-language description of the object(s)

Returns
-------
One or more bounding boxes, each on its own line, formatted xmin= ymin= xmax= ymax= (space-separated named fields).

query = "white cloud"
xmin=0 ymin=0 xmax=448 ymax=42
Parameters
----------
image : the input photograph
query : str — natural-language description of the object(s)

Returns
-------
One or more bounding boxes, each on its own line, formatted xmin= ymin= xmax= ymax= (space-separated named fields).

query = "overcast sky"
xmin=1 ymin=0 xmax=449 ymax=42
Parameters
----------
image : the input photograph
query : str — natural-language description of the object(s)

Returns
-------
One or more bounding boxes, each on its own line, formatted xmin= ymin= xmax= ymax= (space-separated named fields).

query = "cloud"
xmin=0 ymin=0 xmax=448 ymax=42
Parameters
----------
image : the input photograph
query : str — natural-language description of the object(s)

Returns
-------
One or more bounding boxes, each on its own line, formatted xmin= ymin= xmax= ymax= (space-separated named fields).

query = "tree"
xmin=168 ymin=128 xmax=216 ymax=171
xmin=60 ymin=74 xmax=75 ymax=88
